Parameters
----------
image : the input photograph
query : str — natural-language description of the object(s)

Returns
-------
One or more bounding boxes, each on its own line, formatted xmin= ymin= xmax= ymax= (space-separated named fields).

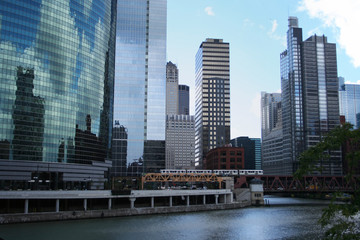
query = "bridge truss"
xmin=141 ymin=173 xmax=224 ymax=190
xmin=235 ymin=175 xmax=360 ymax=193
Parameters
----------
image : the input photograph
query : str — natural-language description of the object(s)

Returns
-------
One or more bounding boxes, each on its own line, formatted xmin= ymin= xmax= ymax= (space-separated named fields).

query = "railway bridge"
xmin=235 ymin=175 xmax=360 ymax=193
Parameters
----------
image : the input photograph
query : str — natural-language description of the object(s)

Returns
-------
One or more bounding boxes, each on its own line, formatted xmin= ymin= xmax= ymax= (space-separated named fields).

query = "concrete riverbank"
xmin=0 ymin=202 xmax=250 ymax=224
xmin=0 ymin=189 xmax=251 ymax=224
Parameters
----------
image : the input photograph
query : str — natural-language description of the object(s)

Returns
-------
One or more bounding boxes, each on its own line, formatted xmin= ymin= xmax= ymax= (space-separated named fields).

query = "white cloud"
xmin=299 ymin=0 xmax=360 ymax=68
xmin=204 ymin=6 xmax=215 ymax=16
xmin=307 ymin=26 xmax=323 ymax=36
xmin=271 ymin=20 xmax=278 ymax=34
xmin=267 ymin=19 xmax=286 ymax=47
xmin=243 ymin=18 xmax=254 ymax=27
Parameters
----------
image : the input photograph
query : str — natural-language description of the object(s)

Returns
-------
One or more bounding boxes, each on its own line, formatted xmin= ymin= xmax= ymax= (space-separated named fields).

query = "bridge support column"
xmin=24 ymin=199 xmax=29 ymax=214
xmin=203 ymin=195 xmax=206 ymax=205
xmin=108 ymin=198 xmax=112 ymax=210
xmin=56 ymin=199 xmax=60 ymax=212
xmin=215 ymin=194 xmax=219 ymax=205
xmin=186 ymin=196 xmax=190 ymax=206
xmin=129 ymin=197 xmax=136 ymax=209
xmin=151 ymin=197 xmax=154 ymax=208
xmin=83 ymin=199 xmax=87 ymax=211
xmin=229 ymin=193 xmax=233 ymax=203
xmin=169 ymin=196 xmax=173 ymax=207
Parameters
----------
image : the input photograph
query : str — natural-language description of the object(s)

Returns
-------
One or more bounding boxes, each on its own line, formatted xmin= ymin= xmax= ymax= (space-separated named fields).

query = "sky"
xmin=166 ymin=0 xmax=360 ymax=139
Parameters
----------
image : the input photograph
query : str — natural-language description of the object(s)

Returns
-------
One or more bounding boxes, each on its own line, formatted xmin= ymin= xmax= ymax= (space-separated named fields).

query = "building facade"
xmin=166 ymin=61 xmax=179 ymax=115
xmin=339 ymin=78 xmax=360 ymax=129
xmin=281 ymin=17 xmax=342 ymax=175
xmin=178 ymin=85 xmax=190 ymax=115
xmin=204 ymin=147 xmax=244 ymax=170
xmin=261 ymin=92 xmax=283 ymax=174
xmin=113 ymin=0 xmax=167 ymax=176
xmin=165 ymin=63 xmax=195 ymax=170
xmin=111 ymin=122 xmax=128 ymax=177
xmin=280 ymin=17 xmax=304 ymax=175
xmin=0 ymin=0 xmax=116 ymax=190
xmin=231 ymin=137 xmax=262 ymax=170
xmin=165 ymin=115 xmax=195 ymax=169
xmin=195 ymin=38 xmax=230 ymax=169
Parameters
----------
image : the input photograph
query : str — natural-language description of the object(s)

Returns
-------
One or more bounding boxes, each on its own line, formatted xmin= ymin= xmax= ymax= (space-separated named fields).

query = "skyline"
xmin=167 ymin=0 xmax=360 ymax=139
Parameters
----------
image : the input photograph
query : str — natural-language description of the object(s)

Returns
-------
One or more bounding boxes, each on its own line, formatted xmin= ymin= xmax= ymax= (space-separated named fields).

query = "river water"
xmin=0 ymin=196 xmax=328 ymax=240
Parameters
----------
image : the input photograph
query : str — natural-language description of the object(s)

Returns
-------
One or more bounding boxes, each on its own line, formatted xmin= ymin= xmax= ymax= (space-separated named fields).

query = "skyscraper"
xmin=178 ymin=85 xmax=190 ymax=115
xmin=166 ymin=61 xmax=179 ymax=115
xmin=165 ymin=62 xmax=195 ymax=170
xmin=165 ymin=115 xmax=195 ymax=169
xmin=261 ymin=92 xmax=282 ymax=137
xmin=261 ymin=92 xmax=283 ymax=174
xmin=0 ymin=0 xmax=116 ymax=190
xmin=113 ymin=0 xmax=167 ymax=176
xmin=281 ymin=17 xmax=342 ymax=175
xmin=195 ymin=38 xmax=230 ymax=168
xmin=339 ymin=78 xmax=360 ymax=129
xmin=231 ymin=137 xmax=262 ymax=170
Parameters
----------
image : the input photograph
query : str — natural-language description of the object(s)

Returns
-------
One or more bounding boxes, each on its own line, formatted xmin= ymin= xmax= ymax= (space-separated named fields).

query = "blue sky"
xmin=167 ymin=0 xmax=360 ymax=139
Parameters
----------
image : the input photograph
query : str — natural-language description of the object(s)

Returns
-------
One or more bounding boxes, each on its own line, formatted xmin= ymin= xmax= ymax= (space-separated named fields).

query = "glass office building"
xmin=339 ymin=79 xmax=360 ymax=129
xmin=113 ymin=0 xmax=167 ymax=176
xmin=231 ymin=137 xmax=262 ymax=170
xmin=280 ymin=17 xmax=304 ymax=175
xmin=261 ymin=92 xmax=283 ymax=174
xmin=179 ymin=85 xmax=190 ymax=115
xmin=281 ymin=17 xmax=341 ymax=175
xmin=0 ymin=0 xmax=116 ymax=189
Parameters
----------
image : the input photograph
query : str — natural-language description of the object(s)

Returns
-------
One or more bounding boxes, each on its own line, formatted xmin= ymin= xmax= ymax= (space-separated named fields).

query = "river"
xmin=0 ymin=196 xmax=328 ymax=240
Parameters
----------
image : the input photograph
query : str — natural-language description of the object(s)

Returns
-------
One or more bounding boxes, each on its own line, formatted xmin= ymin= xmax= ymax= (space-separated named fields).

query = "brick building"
xmin=204 ymin=147 xmax=244 ymax=170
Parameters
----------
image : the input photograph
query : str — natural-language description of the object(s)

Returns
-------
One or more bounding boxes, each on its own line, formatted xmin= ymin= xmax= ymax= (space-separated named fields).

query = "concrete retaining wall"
xmin=0 ymin=202 xmax=251 ymax=224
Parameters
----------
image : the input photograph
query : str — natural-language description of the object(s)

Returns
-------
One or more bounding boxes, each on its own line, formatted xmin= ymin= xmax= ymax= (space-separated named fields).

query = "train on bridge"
xmin=160 ymin=169 xmax=263 ymax=176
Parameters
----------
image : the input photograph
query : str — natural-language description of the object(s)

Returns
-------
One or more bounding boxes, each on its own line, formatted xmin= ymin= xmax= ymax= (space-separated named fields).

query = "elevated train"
xmin=160 ymin=169 xmax=263 ymax=176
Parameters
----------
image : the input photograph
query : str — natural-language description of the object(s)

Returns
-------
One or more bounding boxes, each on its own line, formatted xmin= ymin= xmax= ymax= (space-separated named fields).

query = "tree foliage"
xmin=295 ymin=122 xmax=360 ymax=239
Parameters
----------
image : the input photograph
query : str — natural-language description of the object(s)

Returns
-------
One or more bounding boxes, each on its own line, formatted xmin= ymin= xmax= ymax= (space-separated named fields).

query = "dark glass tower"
xmin=231 ymin=137 xmax=262 ymax=170
xmin=195 ymin=38 xmax=230 ymax=169
xmin=281 ymin=17 xmax=342 ymax=175
xmin=0 ymin=0 xmax=116 ymax=190
xmin=178 ymin=85 xmax=190 ymax=115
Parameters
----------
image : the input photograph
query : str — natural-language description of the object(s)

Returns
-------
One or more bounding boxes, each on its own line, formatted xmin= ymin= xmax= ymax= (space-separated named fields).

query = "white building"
xmin=166 ymin=115 xmax=195 ymax=169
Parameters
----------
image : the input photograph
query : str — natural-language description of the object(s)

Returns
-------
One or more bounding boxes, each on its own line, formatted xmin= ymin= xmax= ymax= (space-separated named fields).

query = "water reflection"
xmin=0 ymin=197 xmax=326 ymax=240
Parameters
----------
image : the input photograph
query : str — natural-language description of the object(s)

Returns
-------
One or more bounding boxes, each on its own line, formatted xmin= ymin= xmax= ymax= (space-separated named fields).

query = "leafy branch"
xmin=294 ymin=122 xmax=360 ymax=239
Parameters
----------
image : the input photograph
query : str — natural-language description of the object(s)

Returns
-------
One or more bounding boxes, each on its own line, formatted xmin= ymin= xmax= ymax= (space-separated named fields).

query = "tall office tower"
xmin=113 ymin=0 xmax=167 ymax=176
xmin=261 ymin=92 xmax=283 ymax=174
xmin=231 ymin=137 xmax=262 ymax=170
xmin=280 ymin=17 xmax=304 ymax=175
xmin=261 ymin=92 xmax=282 ymax=137
xmin=281 ymin=17 xmax=341 ymax=175
xmin=0 ymin=0 xmax=116 ymax=190
xmin=165 ymin=63 xmax=194 ymax=169
xmin=179 ymin=85 xmax=190 ymax=115
xmin=166 ymin=61 xmax=179 ymax=115
xmin=195 ymin=38 xmax=230 ymax=169
xmin=165 ymin=115 xmax=195 ymax=169
xmin=339 ymin=78 xmax=360 ymax=129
